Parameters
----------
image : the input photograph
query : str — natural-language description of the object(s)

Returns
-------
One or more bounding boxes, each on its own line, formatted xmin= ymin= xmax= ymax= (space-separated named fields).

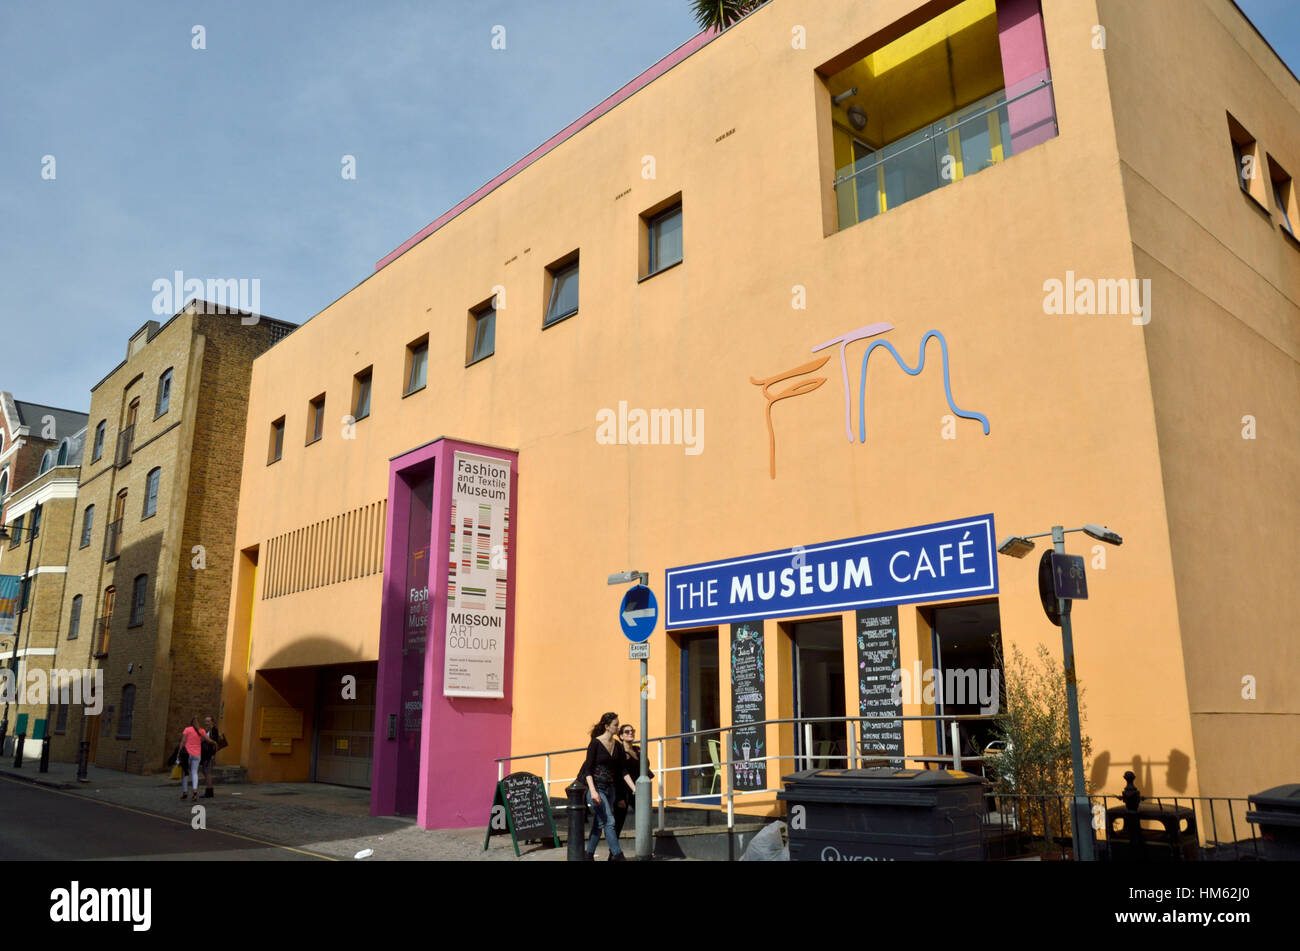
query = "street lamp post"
xmin=997 ymin=523 xmax=1122 ymax=863
xmin=0 ymin=521 xmax=38 ymax=757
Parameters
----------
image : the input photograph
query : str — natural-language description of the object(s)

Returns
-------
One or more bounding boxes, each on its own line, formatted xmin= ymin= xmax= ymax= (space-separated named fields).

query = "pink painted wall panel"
xmin=997 ymin=0 xmax=1058 ymax=153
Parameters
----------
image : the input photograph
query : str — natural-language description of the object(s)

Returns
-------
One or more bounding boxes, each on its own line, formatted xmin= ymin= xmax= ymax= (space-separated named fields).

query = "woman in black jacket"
xmin=613 ymin=723 xmax=651 ymax=839
xmin=582 ymin=712 xmax=627 ymax=860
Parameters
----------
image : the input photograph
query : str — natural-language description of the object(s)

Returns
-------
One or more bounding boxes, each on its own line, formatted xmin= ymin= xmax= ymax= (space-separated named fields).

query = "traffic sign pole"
xmin=615 ymin=580 xmax=658 ymax=860
xmin=636 ymin=652 xmax=651 ymax=861
xmin=1053 ymin=526 xmax=1094 ymax=862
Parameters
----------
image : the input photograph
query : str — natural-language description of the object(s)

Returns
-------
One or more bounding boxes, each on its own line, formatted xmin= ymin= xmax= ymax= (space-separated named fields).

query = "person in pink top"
xmin=176 ymin=716 xmax=205 ymax=802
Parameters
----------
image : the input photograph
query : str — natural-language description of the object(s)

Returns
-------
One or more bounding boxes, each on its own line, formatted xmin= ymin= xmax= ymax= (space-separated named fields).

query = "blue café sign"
xmin=665 ymin=514 xmax=998 ymax=628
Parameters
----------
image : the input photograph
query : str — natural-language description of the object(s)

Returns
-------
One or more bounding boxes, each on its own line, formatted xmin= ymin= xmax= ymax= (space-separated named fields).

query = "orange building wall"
xmin=220 ymin=0 xmax=1294 ymax=806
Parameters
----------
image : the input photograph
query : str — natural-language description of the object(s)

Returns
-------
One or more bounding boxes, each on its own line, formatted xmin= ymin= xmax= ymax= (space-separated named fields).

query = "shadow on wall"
xmin=1091 ymin=749 xmax=1192 ymax=795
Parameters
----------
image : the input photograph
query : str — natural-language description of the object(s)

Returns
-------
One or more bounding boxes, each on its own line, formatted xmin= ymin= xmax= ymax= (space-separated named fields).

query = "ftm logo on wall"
xmin=665 ymin=514 xmax=998 ymax=628
xmin=444 ymin=452 xmax=510 ymax=698
xmin=751 ymin=323 xmax=989 ymax=478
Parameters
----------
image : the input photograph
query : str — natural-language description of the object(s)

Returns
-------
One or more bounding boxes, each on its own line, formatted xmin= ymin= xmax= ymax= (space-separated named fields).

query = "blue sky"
xmin=1 ymin=1 xmax=1296 ymax=410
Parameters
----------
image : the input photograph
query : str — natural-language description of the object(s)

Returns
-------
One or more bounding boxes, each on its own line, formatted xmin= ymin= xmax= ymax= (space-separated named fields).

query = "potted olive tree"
xmin=984 ymin=642 xmax=1094 ymax=858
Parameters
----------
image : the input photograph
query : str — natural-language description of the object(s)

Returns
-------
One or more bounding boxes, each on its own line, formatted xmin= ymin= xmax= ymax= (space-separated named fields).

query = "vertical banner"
xmin=856 ymin=606 xmax=903 ymax=766
xmin=444 ymin=452 xmax=510 ymax=698
xmin=0 ymin=575 xmax=19 ymax=635
xmin=729 ymin=622 xmax=766 ymax=790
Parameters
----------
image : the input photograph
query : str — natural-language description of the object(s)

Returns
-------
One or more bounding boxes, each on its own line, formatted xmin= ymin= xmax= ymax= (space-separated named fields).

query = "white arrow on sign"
xmin=622 ymin=607 xmax=655 ymax=625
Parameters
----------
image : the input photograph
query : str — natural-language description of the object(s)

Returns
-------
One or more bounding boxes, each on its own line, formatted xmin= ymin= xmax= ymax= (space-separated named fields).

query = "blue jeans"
xmin=586 ymin=782 xmax=622 ymax=856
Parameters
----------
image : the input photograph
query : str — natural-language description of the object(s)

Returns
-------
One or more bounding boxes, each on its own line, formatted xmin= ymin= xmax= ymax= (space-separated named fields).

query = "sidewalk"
xmin=0 ymin=758 xmax=567 ymax=861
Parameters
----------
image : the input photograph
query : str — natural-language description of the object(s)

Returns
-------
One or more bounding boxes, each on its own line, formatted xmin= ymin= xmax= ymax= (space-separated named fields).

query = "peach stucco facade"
xmin=220 ymin=0 xmax=1298 ymax=824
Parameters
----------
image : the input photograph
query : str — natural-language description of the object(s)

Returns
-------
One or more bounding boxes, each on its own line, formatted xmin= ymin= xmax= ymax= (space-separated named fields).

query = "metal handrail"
xmin=496 ymin=712 xmax=1004 ymax=839
xmin=832 ymin=79 xmax=1052 ymax=187
xmin=493 ymin=711 xmax=999 ymax=763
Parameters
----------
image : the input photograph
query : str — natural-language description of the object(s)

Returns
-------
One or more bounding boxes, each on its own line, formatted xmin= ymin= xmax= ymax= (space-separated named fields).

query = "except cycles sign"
xmin=664 ymin=514 xmax=998 ymax=628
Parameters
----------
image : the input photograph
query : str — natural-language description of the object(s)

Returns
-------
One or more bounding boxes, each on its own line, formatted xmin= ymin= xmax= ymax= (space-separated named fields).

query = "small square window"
xmin=307 ymin=394 xmax=326 ymax=444
xmin=353 ymin=368 xmax=373 ymax=421
xmin=544 ymin=254 xmax=580 ymax=327
xmin=644 ymin=201 xmax=683 ymax=277
xmin=467 ymin=301 xmax=496 ymax=365
xmin=405 ymin=337 xmax=429 ymax=395
xmin=268 ymin=417 xmax=285 ymax=464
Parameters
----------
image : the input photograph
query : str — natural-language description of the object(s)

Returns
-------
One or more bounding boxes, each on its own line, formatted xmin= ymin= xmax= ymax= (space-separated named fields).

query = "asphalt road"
xmin=0 ymin=776 xmax=327 ymax=861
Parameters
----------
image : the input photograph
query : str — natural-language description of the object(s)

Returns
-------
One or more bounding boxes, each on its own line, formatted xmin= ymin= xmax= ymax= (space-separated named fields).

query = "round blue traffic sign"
xmin=618 ymin=585 xmax=658 ymax=643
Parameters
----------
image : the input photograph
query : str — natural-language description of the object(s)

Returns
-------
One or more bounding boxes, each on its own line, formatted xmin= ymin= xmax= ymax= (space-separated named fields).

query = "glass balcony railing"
xmin=834 ymin=81 xmax=1053 ymax=230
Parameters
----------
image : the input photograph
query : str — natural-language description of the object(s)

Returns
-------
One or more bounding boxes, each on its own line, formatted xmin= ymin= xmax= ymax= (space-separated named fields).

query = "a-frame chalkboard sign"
xmin=483 ymin=771 xmax=560 ymax=856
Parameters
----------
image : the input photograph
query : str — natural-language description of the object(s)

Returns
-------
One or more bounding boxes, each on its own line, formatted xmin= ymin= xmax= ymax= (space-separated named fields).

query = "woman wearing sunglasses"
xmin=613 ymin=724 xmax=652 ymax=840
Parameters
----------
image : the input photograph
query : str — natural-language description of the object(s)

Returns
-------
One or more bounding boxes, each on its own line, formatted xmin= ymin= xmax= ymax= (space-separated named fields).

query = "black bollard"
xmin=566 ymin=780 xmax=588 ymax=861
xmin=76 ymin=741 xmax=90 ymax=782
xmin=1120 ymin=770 xmax=1142 ymax=812
xmin=13 ymin=732 xmax=25 ymax=769
xmin=39 ymin=735 xmax=50 ymax=773
xmin=0 ymin=717 xmax=7 ymax=755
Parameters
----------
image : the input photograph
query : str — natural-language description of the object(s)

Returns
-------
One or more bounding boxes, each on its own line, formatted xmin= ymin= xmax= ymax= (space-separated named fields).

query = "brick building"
xmin=49 ymin=301 xmax=294 ymax=773
xmin=0 ymin=407 xmax=87 ymax=756
xmin=0 ymin=393 xmax=87 ymax=543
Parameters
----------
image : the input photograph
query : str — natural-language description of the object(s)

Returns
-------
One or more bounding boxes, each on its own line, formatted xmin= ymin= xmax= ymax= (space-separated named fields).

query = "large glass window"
xmin=678 ymin=631 xmax=720 ymax=800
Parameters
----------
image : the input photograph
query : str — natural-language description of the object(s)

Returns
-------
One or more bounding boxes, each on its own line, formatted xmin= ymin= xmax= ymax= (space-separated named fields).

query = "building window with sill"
xmin=467 ymin=300 xmax=496 ymax=365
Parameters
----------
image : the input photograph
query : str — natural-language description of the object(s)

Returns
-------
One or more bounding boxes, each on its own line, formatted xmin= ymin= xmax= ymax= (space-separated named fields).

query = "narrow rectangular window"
xmin=269 ymin=417 xmax=285 ymax=464
xmin=156 ymin=368 xmax=173 ymax=417
xmin=1227 ymin=113 xmax=1266 ymax=208
xmin=646 ymin=203 xmax=683 ymax=276
xmin=307 ymin=394 xmax=325 ymax=444
xmin=143 ymin=468 xmax=161 ymax=518
xmin=92 ymin=421 xmax=106 ymax=462
xmin=406 ymin=337 xmax=429 ymax=395
xmin=544 ymin=254 xmax=580 ymax=326
xmin=468 ymin=302 xmax=496 ymax=364
xmin=80 ymin=505 xmax=94 ymax=548
xmin=1267 ymin=154 xmax=1296 ymax=238
xmin=68 ymin=594 xmax=82 ymax=639
xmin=129 ymin=575 xmax=148 ymax=626
xmin=353 ymin=368 xmax=373 ymax=420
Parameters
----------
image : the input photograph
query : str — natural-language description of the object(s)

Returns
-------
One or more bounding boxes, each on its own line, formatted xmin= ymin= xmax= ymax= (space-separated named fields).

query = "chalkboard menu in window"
xmin=482 ymin=771 xmax=559 ymax=856
xmin=856 ymin=606 xmax=903 ymax=766
xmin=730 ymin=622 xmax=766 ymax=791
